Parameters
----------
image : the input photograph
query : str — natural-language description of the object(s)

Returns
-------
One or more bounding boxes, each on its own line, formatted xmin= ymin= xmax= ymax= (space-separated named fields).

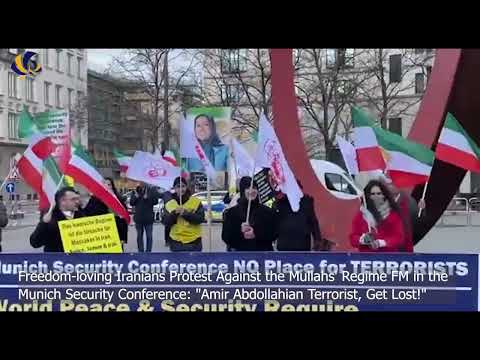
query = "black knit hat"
xmin=173 ymin=177 xmax=188 ymax=187
xmin=239 ymin=176 xmax=258 ymax=197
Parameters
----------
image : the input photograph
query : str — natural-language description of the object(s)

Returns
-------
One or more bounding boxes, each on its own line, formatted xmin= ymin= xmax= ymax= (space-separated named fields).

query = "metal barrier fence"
xmin=438 ymin=197 xmax=480 ymax=226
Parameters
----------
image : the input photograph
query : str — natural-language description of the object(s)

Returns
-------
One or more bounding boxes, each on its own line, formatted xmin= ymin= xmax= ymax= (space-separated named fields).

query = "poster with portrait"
xmin=184 ymin=107 xmax=231 ymax=188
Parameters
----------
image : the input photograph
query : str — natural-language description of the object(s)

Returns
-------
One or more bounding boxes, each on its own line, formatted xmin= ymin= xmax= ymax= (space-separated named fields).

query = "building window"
xmin=68 ymin=89 xmax=74 ymax=110
xmin=8 ymin=72 xmax=18 ymax=98
xmin=55 ymin=85 xmax=62 ymax=108
xmin=224 ymin=84 xmax=242 ymax=102
xmin=220 ymin=49 xmax=247 ymax=74
xmin=8 ymin=113 xmax=19 ymax=139
xmin=388 ymin=117 xmax=402 ymax=136
xmin=326 ymin=49 xmax=336 ymax=67
xmin=389 ymin=54 xmax=402 ymax=83
xmin=26 ymin=77 xmax=34 ymax=101
xmin=77 ymin=91 xmax=84 ymax=106
xmin=44 ymin=82 xmax=51 ymax=105
xmin=67 ymin=54 xmax=73 ymax=76
xmin=77 ymin=57 xmax=82 ymax=79
xmin=415 ymin=73 xmax=425 ymax=94
xmin=43 ymin=49 xmax=49 ymax=68
xmin=326 ymin=49 xmax=354 ymax=69
xmin=56 ymin=49 xmax=62 ymax=72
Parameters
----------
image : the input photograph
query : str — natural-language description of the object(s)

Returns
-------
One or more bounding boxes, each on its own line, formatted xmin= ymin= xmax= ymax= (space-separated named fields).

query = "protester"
xmin=350 ymin=180 xmax=408 ymax=252
xmin=0 ymin=198 xmax=8 ymax=252
xmin=378 ymin=175 xmax=425 ymax=247
xmin=222 ymin=176 xmax=277 ymax=251
xmin=30 ymin=187 xmax=85 ymax=252
xmin=163 ymin=177 xmax=205 ymax=251
xmin=84 ymin=177 xmax=129 ymax=249
xmin=130 ymin=183 xmax=159 ymax=252
xmin=185 ymin=114 xmax=229 ymax=172
xmin=272 ymin=180 xmax=325 ymax=251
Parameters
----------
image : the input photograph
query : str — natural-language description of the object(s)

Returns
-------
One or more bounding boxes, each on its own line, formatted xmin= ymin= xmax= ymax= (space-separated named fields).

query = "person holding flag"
xmin=350 ymin=180 xmax=408 ymax=252
xmin=163 ymin=177 xmax=205 ymax=252
xmin=253 ymin=113 xmax=324 ymax=251
xmin=222 ymin=176 xmax=277 ymax=251
xmin=30 ymin=187 xmax=86 ymax=252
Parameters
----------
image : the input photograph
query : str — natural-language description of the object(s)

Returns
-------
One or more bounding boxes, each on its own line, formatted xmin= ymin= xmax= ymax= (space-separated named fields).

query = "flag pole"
xmin=207 ymin=174 xmax=212 ymax=251
xmin=229 ymin=137 xmax=238 ymax=195
xmin=245 ymin=157 xmax=257 ymax=225
xmin=0 ymin=166 xmax=16 ymax=193
xmin=418 ymin=179 xmax=429 ymax=218
xmin=47 ymin=174 xmax=66 ymax=214
xmin=179 ymin=158 xmax=183 ymax=207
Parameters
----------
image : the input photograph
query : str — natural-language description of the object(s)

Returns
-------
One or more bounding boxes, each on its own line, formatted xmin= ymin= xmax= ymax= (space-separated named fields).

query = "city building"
xmin=0 ymin=48 xmax=87 ymax=199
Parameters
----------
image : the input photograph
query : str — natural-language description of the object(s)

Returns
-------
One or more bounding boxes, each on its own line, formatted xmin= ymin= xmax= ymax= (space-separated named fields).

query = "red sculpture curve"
xmin=270 ymin=48 xmax=479 ymax=249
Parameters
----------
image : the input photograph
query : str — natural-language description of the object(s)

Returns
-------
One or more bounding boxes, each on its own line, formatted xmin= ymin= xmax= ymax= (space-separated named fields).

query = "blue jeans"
xmin=136 ymin=223 xmax=153 ymax=252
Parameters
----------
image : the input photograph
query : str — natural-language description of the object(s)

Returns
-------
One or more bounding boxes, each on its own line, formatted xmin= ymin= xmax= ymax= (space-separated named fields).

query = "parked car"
xmin=309 ymin=159 xmax=362 ymax=200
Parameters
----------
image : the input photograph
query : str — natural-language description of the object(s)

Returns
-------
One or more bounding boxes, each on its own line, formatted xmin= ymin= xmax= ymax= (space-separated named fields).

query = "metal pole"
xmin=207 ymin=175 xmax=212 ymax=251
xmin=418 ymin=180 xmax=429 ymax=218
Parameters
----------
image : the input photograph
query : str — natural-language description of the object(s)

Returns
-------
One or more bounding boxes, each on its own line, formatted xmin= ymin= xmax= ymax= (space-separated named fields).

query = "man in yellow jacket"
xmin=164 ymin=177 xmax=205 ymax=251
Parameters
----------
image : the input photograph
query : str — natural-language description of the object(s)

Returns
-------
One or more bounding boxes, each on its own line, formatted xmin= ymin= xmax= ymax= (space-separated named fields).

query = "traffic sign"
xmin=5 ymin=183 xmax=15 ymax=194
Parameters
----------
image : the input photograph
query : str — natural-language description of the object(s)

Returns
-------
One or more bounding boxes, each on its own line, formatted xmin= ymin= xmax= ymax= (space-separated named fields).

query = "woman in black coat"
xmin=84 ymin=177 xmax=129 ymax=247
xmin=221 ymin=176 xmax=277 ymax=251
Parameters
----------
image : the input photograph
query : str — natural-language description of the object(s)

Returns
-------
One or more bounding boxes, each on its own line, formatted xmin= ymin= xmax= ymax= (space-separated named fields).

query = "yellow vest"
xmin=165 ymin=197 xmax=202 ymax=244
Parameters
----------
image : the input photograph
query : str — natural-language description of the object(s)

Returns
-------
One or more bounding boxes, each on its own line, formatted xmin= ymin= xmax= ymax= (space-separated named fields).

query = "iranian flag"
xmin=113 ymin=149 xmax=132 ymax=173
xmin=41 ymin=157 xmax=68 ymax=209
xmin=352 ymin=107 xmax=434 ymax=187
xmin=352 ymin=107 xmax=387 ymax=172
xmin=163 ymin=150 xmax=177 ymax=166
xmin=16 ymin=148 xmax=45 ymax=206
xmin=65 ymin=143 xmax=131 ymax=223
xmin=436 ymin=113 xmax=480 ymax=173
xmin=18 ymin=108 xmax=56 ymax=160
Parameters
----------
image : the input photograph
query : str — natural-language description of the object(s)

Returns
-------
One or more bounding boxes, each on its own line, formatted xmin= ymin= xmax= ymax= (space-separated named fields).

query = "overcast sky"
xmin=87 ymin=48 xmax=201 ymax=84
xmin=87 ymin=49 xmax=124 ymax=72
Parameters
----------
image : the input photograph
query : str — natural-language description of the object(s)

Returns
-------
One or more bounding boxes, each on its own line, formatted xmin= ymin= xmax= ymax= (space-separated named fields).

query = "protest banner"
xmin=28 ymin=110 xmax=74 ymax=186
xmin=58 ymin=214 xmax=122 ymax=253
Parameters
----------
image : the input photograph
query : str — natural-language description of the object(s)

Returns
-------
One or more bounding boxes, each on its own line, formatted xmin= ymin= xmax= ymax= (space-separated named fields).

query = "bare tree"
xmin=109 ymin=49 xmax=199 ymax=153
xmin=355 ymin=48 xmax=435 ymax=129
xmin=295 ymin=48 xmax=372 ymax=160
xmin=198 ymin=49 xmax=272 ymax=139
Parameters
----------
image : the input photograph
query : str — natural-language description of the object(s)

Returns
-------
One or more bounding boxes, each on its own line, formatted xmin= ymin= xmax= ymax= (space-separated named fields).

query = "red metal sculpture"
xmin=269 ymin=48 xmax=476 ymax=250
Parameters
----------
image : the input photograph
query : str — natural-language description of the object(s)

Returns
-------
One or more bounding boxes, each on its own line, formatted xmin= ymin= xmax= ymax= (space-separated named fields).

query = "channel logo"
xmin=11 ymin=51 xmax=42 ymax=79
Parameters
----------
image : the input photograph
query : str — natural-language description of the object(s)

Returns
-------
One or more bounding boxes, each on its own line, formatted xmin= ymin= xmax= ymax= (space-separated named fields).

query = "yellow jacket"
xmin=165 ymin=196 xmax=204 ymax=244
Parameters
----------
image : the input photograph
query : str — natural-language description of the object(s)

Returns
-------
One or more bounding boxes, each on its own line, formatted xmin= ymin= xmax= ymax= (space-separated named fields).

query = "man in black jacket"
xmin=0 ymin=199 xmax=8 ymax=252
xmin=272 ymin=180 xmax=326 ymax=251
xmin=130 ymin=183 xmax=159 ymax=252
xmin=30 ymin=187 xmax=85 ymax=252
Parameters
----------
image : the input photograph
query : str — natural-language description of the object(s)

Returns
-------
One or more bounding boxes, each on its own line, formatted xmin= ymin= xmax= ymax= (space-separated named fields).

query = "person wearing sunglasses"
xmin=350 ymin=180 xmax=409 ymax=252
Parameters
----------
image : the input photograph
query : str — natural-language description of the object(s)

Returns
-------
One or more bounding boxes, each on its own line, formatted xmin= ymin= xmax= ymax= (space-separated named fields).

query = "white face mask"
xmin=372 ymin=197 xmax=385 ymax=207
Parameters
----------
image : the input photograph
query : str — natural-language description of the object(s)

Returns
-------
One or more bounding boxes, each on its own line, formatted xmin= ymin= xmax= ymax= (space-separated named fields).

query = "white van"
xmin=309 ymin=159 xmax=362 ymax=200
